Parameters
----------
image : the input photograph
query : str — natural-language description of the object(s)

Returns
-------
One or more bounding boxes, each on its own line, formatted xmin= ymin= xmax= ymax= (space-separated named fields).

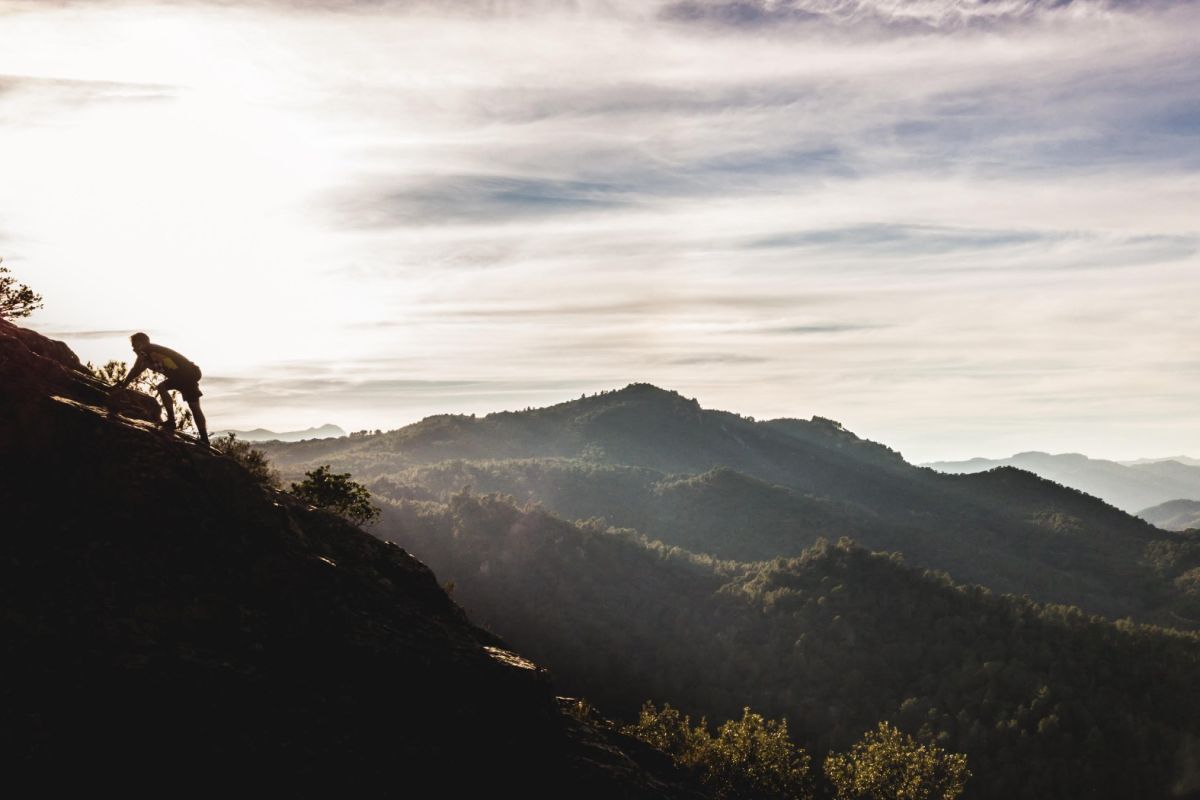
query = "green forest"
xmin=251 ymin=384 xmax=1200 ymax=797
xmin=261 ymin=385 xmax=1200 ymax=628
xmin=375 ymin=490 xmax=1200 ymax=799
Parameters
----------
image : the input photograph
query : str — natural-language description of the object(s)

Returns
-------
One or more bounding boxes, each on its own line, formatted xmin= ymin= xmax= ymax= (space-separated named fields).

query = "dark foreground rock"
xmin=0 ymin=319 xmax=704 ymax=796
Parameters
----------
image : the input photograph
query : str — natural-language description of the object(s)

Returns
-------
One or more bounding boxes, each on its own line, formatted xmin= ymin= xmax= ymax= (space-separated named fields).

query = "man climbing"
xmin=114 ymin=332 xmax=209 ymax=445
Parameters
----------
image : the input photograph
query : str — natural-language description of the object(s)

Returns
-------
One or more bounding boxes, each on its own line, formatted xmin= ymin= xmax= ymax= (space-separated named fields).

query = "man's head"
xmin=130 ymin=332 xmax=150 ymax=353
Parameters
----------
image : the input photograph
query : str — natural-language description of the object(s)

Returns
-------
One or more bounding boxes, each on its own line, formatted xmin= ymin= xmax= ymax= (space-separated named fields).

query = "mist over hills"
xmin=215 ymin=423 xmax=346 ymax=442
xmin=1141 ymin=499 xmax=1200 ymax=533
xmin=926 ymin=451 xmax=1200 ymax=515
xmin=261 ymin=383 xmax=1200 ymax=628
xmin=1125 ymin=456 xmax=1200 ymax=468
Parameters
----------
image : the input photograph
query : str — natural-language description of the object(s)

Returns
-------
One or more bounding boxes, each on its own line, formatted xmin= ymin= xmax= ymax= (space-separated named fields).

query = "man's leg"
xmin=156 ymin=382 xmax=176 ymax=430
xmin=188 ymin=398 xmax=208 ymax=445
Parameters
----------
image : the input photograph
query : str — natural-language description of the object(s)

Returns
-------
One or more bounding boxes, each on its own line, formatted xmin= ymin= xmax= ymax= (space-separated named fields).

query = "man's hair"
xmin=130 ymin=332 xmax=150 ymax=347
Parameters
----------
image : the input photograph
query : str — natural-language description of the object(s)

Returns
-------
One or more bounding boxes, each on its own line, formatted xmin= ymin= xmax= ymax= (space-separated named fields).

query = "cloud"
xmin=658 ymin=0 xmax=1179 ymax=31
xmin=0 ymin=73 xmax=173 ymax=106
xmin=760 ymin=323 xmax=884 ymax=335
xmin=2 ymin=0 xmax=1198 ymax=461
xmin=331 ymin=174 xmax=636 ymax=227
xmin=659 ymin=353 xmax=772 ymax=365
xmin=749 ymin=224 xmax=1050 ymax=254
xmin=41 ymin=329 xmax=132 ymax=340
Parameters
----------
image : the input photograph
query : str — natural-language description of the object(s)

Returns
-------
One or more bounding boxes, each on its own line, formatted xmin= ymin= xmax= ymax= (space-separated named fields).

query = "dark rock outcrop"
xmin=0 ymin=319 xmax=704 ymax=796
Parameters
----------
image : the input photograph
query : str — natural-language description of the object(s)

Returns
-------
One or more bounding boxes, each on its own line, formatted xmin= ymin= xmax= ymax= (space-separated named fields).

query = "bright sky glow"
xmin=1 ymin=0 xmax=1197 ymax=462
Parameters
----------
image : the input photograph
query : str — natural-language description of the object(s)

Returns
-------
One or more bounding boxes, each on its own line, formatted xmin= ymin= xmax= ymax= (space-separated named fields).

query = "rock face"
xmin=0 ymin=319 xmax=703 ymax=795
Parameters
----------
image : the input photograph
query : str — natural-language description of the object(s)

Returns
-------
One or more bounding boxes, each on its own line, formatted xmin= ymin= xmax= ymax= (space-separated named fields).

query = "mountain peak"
xmin=614 ymin=382 xmax=681 ymax=398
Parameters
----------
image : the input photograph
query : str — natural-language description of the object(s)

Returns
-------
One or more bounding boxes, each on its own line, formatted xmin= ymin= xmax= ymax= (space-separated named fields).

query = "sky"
xmin=1 ymin=0 xmax=1197 ymax=463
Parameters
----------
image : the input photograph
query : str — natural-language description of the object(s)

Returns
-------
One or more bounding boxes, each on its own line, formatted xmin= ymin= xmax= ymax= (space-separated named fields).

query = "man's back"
xmin=141 ymin=343 xmax=196 ymax=376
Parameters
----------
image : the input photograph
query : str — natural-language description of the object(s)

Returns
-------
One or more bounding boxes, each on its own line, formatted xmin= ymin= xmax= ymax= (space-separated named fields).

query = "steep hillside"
xmin=0 ymin=319 xmax=705 ymax=795
xmin=927 ymin=451 xmax=1200 ymax=513
xmin=262 ymin=385 xmax=1197 ymax=627
xmin=1141 ymin=499 xmax=1200 ymax=532
xmin=379 ymin=491 xmax=1200 ymax=800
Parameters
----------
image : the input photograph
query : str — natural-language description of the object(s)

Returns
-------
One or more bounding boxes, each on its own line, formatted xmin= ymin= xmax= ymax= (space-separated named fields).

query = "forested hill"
xmin=260 ymin=383 xmax=1200 ymax=628
xmin=381 ymin=491 xmax=1200 ymax=800
xmin=0 ymin=320 xmax=706 ymax=795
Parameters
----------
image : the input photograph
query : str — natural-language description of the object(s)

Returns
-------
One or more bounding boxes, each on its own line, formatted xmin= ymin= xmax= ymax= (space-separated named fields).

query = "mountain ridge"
xmin=215 ymin=423 xmax=347 ymax=442
xmin=258 ymin=382 xmax=1197 ymax=628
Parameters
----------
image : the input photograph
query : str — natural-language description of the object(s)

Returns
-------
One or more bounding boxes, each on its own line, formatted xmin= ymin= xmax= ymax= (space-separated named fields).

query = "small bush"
xmin=0 ymin=257 xmax=42 ymax=319
xmin=291 ymin=464 xmax=379 ymax=526
xmin=823 ymin=721 xmax=970 ymax=800
xmin=624 ymin=701 xmax=812 ymax=799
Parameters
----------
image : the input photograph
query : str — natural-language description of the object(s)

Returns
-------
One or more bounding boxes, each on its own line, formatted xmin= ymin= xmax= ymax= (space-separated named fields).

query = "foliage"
xmin=377 ymin=492 xmax=1200 ymax=800
xmin=291 ymin=465 xmax=379 ymax=526
xmin=709 ymin=708 xmax=812 ymax=799
xmin=624 ymin=702 xmax=714 ymax=765
xmin=211 ymin=433 xmax=280 ymax=489
xmin=0 ymin=257 xmax=43 ymax=319
xmin=86 ymin=358 xmax=194 ymax=433
xmin=623 ymin=702 xmax=812 ymax=799
xmin=824 ymin=721 xmax=970 ymax=800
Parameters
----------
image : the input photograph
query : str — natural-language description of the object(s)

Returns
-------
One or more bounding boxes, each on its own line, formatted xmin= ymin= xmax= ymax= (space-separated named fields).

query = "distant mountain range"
xmin=1121 ymin=455 xmax=1200 ymax=468
xmin=924 ymin=451 xmax=1200 ymax=514
xmin=1139 ymin=499 xmax=1200 ymax=532
xmin=216 ymin=423 xmax=346 ymax=442
xmin=259 ymin=383 xmax=1200 ymax=629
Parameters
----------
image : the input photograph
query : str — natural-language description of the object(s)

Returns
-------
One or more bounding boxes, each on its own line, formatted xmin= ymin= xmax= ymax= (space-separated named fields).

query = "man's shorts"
xmin=161 ymin=363 xmax=203 ymax=403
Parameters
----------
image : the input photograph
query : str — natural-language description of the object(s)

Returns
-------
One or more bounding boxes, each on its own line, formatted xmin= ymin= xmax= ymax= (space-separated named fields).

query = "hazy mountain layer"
xmin=1141 ymin=499 xmax=1200 ymax=532
xmin=380 ymin=492 xmax=1200 ymax=800
xmin=1124 ymin=456 xmax=1200 ymax=468
xmin=262 ymin=384 xmax=1199 ymax=627
xmin=216 ymin=423 xmax=346 ymax=442
xmin=927 ymin=451 xmax=1200 ymax=513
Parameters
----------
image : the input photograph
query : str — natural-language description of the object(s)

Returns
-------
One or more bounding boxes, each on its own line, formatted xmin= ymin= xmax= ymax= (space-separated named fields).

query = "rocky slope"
xmin=0 ymin=318 xmax=704 ymax=795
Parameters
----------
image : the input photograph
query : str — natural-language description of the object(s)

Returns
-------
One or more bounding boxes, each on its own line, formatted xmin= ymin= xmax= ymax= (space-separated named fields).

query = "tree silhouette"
xmin=0 ymin=258 xmax=43 ymax=319
xmin=291 ymin=465 xmax=379 ymax=526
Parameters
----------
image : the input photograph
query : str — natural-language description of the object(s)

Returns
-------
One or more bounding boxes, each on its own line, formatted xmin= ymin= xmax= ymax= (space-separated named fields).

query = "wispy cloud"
xmin=41 ymin=329 xmax=132 ymax=340
xmin=659 ymin=0 xmax=1182 ymax=31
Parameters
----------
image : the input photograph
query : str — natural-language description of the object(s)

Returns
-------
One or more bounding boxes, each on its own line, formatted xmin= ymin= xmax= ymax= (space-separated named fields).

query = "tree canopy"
xmin=0 ymin=258 xmax=43 ymax=319
xmin=291 ymin=465 xmax=379 ymax=526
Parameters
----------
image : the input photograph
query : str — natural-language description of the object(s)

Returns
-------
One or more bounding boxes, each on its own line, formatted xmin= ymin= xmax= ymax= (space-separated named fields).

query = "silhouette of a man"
xmin=115 ymin=332 xmax=209 ymax=445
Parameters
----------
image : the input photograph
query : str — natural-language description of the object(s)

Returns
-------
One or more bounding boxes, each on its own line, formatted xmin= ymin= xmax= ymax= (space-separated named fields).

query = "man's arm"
xmin=116 ymin=354 xmax=148 ymax=390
